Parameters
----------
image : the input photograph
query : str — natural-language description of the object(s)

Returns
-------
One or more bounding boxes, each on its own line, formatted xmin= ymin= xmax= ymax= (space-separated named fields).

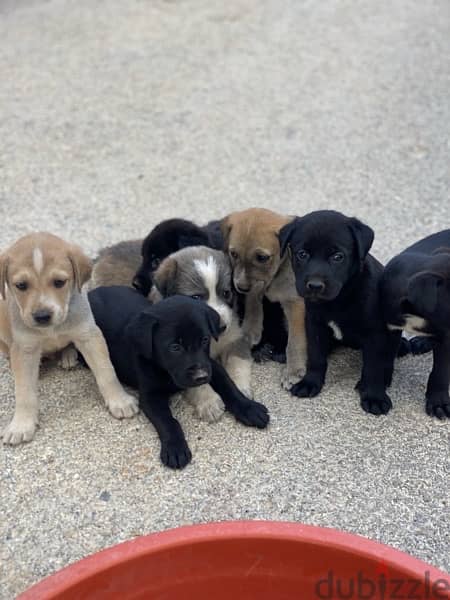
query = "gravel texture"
xmin=0 ymin=0 xmax=449 ymax=596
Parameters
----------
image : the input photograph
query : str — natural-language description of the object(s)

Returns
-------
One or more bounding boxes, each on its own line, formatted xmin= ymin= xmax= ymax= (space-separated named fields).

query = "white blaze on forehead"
xmin=194 ymin=256 xmax=219 ymax=294
xmin=32 ymin=247 xmax=44 ymax=274
xmin=194 ymin=255 xmax=232 ymax=328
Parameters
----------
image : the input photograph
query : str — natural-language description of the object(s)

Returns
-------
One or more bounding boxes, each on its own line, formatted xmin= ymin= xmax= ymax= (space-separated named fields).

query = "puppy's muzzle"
xmin=32 ymin=309 xmax=53 ymax=326
xmin=187 ymin=366 xmax=210 ymax=386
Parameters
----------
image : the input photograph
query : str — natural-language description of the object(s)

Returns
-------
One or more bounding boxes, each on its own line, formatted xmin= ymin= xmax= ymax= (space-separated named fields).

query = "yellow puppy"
xmin=221 ymin=208 xmax=306 ymax=388
xmin=0 ymin=232 xmax=138 ymax=445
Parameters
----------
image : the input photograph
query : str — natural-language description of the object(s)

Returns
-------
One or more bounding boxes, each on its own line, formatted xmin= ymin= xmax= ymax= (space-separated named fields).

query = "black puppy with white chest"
xmin=88 ymin=287 xmax=269 ymax=468
xmin=381 ymin=230 xmax=450 ymax=419
xmin=279 ymin=210 xmax=402 ymax=415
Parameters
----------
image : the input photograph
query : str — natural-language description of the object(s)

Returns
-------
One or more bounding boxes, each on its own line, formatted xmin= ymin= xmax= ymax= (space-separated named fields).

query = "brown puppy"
xmin=0 ymin=232 xmax=138 ymax=445
xmin=221 ymin=208 xmax=306 ymax=388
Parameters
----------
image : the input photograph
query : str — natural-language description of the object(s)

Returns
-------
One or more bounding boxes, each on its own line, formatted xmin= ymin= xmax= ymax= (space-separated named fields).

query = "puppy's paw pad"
xmin=290 ymin=377 xmax=322 ymax=398
xmin=160 ymin=441 xmax=192 ymax=469
xmin=194 ymin=394 xmax=225 ymax=423
xmin=107 ymin=392 xmax=139 ymax=419
xmin=234 ymin=400 xmax=269 ymax=429
xmin=3 ymin=418 xmax=37 ymax=445
xmin=360 ymin=393 xmax=392 ymax=415
xmin=426 ymin=394 xmax=450 ymax=419
xmin=59 ymin=346 xmax=79 ymax=369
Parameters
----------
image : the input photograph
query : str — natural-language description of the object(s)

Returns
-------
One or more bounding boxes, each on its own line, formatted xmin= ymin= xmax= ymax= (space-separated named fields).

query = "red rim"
xmin=18 ymin=521 xmax=450 ymax=599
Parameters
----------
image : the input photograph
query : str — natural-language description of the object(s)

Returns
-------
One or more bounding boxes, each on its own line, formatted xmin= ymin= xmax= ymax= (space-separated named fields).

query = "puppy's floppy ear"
xmin=152 ymin=257 xmax=178 ymax=297
xmin=205 ymin=305 xmax=222 ymax=341
xmin=278 ymin=218 xmax=299 ymax=257
xmin=68 ymin=245 xmax=92 ymax=292
xmin=0 ymin=253 xmax=9 ymax=300
xmin=220 ymin=215 xmax=232 ymax=250
xmin=348 ymin=217 xmax=374 ymax=266
xmin=126 ymin=310 xmax=158 ymax=359
xmin=407 ymin=272 xmax=442 ymax=316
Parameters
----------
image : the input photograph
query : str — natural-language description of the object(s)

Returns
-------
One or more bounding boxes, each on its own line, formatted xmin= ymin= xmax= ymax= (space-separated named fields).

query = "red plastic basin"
xmin=18 ymin=521 xmax=450 ymax=600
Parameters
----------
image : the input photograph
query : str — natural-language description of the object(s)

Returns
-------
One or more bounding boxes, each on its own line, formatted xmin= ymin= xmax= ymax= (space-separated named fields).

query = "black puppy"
xmin=381 ymin=230 xmax=450 ymax=419
xmin=88 ymin=287 xmax=269 ymax=468
xmin=132 ymin=218 xmax=221 ymax=295
xmin=279 ymin=210 xmax=402 ymax=415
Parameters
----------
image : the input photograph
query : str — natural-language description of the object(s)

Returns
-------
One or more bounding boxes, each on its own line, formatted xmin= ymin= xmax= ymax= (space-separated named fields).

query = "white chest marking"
xmin=328 ymin=320 xmax=343 ymax=340
xmin=33 ymin=247 xmax=44 ymax=274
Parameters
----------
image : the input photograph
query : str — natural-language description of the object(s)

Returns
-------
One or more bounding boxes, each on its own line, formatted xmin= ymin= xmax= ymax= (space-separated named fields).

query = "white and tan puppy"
xmin=0 ymin=232 xmax=138 ymax=445
xmin=151 ymin=246 xmax=252 ymax=423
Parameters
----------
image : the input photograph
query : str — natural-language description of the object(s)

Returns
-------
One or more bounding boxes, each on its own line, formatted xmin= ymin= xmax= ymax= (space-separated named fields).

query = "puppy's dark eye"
xmin=191 ymin=294 xmax=204 ymax=301
xmin=151 ymin=258 xmax=161 ymax=270
xmin=256 ymin=254 xmax=270 ymax=263
xmin=222 ymin=289 xmax=232 ymax=301
xmin=331 ymin=252 xmax=344 ymax=263
xmin=169 ymin=343 xmax=182 ymax=353
xmin=296 ymin=250 xmax=309 ymax=261
xmin=201 ymin=336 xmax=210 ymax=347
xmin=53 ymin=279 xmax=67 ymax=289
xmin=229 ymin=250 xmax=238 ymax=260
xmin=15 ymin=281 xmax=28 ymax=291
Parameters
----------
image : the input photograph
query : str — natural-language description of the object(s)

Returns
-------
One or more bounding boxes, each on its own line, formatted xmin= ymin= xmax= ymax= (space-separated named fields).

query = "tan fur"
xmin=90 ymin=239 xmax=142 ymax=289
xmin=0 ymin=232 xmax=138 ymax=445
xmin=221 ymin=208 xmax=307 ymax=385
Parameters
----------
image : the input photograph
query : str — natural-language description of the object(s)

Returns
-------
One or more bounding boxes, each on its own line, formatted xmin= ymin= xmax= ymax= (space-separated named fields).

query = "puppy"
xmin=91 ymin=218 xmax=221 ymax=295
xmin=151 ymin=246 xmax=252 ymax=422
xmin=221 ymin=208 xmax=307 ymax=389
xmin=88 ymin=288 xmax=269 ymax=469
xmin=0 ymin=233 xmax=138 ymax=444
xmin=381 ymin=230 xmax=450 ymax=419
xmin=279 ymin=210 xmax=402 ymax=415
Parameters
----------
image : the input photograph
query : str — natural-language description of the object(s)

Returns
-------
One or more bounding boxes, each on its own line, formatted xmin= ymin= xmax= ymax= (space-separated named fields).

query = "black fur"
xmin=279 ymin=210 xmax=402 ymax=415
xmin=88 ymin=287 xmax=269 ymax=468
xmin=381 ymin=230 xmax=450 ymax=419
xmin=132 ymin=219 xmax=220 ymax=296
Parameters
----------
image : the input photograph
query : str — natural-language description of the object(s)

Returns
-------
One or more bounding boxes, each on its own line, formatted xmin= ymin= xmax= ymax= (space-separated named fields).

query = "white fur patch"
xmin=32 ymin=247 xmax=44 ymax=274
xmin=388 ymin=315 xmax=432 ymax=336
xmin=328 ymin=320 xmax=343 ymax=340
xmin=194 ymin=256 xmax=233 ymax=329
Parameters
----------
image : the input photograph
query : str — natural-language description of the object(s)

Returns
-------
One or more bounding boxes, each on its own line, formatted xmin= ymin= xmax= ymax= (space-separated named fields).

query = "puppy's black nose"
xmin=33 ymin=310 xmax=52 ymax=325
xmin=306 ymin=279 xmax=325 ymax=293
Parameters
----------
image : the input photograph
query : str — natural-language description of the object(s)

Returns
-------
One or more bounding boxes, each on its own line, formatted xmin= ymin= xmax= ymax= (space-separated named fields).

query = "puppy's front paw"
xmin=281 ymin=367 xmax=303 ymax=391
xmin=160 ymin=439 xmax=192 ymax=469
xmin=106 ymin=390 xmax=139 ymax=419
xmin=233 ymin=399 xmax=269 ymax=429
xmin=190 ymin=389 xmax=225 ymax=423
xmin=410 ymin=336 xmax=435 ymax=355
xmin=59 ymin=345 xmax=79 ymax=369
xmin=290 ymin=375 xmax=323 ymax=398
xmin=426 ymin=392 xmax=450 ymax=419
xmin=3 ymin=416 xmax=37 ymax=445
xmin=360 ymin=391 xmax=392 ymax=415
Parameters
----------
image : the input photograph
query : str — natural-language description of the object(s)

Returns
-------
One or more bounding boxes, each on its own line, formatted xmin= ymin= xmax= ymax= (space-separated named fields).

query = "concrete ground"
xmin=1 ymin=0 xmax=449 ymax=596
